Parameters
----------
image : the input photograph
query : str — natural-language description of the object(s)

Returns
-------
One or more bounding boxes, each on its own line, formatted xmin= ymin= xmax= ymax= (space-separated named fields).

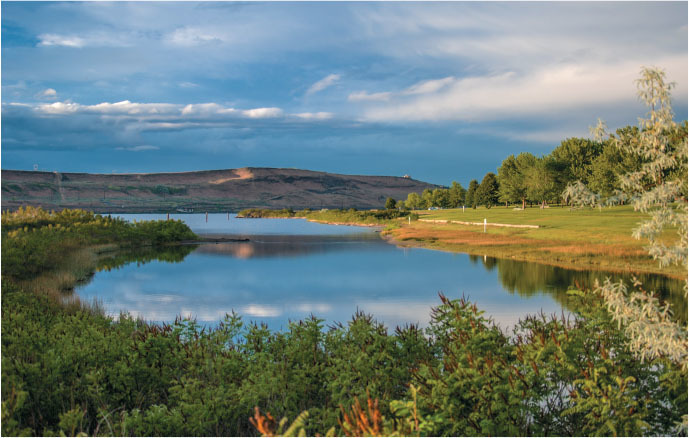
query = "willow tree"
xmin=565 ymin=67 xmax=688 ymax=371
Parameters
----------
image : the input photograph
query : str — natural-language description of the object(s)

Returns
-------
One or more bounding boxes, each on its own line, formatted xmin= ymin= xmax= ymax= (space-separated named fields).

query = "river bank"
xmin=239 ymin=206 xmax=686 ymax=280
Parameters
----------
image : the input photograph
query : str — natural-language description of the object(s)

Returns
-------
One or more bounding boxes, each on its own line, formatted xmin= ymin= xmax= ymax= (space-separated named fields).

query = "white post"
xmin=484 ymin=218 xmax=487 ymax=233
xmin=408 ymin=216 xmax=411 ymax=225
xmin=463 ymin=206 xmax=465 ymax=213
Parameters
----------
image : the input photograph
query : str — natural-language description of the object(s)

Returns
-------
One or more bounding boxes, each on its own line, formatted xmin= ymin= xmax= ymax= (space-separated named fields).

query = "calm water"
xmin=76 ymin=214 xmax=685 ymax=331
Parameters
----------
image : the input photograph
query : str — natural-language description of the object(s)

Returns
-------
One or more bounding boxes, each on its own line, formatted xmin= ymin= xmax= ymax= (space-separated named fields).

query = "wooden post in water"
xmin=227 ymin=212 xmax=230 ymax=220
xmin=167 ymin=212 xmax=169 ymax=220
xmin=206 ymin=212 xmax=208 ymax=222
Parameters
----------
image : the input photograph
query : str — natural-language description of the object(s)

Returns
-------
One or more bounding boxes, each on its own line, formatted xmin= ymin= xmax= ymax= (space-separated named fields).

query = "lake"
xmin=76 ymin=213 xmax=686 ymax=331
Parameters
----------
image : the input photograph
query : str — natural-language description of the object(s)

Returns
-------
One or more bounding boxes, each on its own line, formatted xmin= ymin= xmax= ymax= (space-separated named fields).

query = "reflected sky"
xmin=78 ymin=214 xmax=684 ymax=331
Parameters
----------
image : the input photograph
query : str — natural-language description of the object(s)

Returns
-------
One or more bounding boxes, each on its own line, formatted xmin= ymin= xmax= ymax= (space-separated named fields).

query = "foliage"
xmin=465 ymin=179 xmax=479 ymax=209
xmin=385 ymin=197 xmax=397 ymax=210
xmin=560 ymin=66 xmax=688 ymax=434
xmin=475 ymin=172 xmax=499 ymax=209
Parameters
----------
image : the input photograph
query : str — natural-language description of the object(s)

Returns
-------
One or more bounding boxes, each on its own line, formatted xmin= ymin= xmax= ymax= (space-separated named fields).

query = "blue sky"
xmin=2 ymin=1 xmax=687 ymax=185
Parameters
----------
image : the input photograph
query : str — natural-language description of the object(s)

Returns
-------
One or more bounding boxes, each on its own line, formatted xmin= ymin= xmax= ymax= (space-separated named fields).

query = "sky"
xmin=2 ymin=1 xmax=687 ymax=186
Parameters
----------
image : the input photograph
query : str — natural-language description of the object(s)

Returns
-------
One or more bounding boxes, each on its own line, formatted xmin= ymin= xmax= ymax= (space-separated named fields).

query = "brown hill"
xmin=1 ymin=167 xmax=441 ymax=213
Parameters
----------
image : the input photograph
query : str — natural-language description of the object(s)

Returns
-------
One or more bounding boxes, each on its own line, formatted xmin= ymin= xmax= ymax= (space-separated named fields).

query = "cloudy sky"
xmin=2 ymin=1 xmax=687 ymax=185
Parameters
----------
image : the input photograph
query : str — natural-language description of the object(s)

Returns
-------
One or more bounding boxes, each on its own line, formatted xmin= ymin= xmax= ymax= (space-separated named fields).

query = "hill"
xmin=1 ymin=167 xmax=440 ymax=213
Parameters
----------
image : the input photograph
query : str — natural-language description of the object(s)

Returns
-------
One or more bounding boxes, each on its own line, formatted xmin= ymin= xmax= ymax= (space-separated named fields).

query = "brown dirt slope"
xmin=1 ymin=167 xmax=440 ymax=213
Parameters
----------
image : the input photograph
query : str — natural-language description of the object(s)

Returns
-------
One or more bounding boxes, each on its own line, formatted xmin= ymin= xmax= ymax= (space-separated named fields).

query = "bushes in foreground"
xmin=1 ymin=207 xmax=686 ymax=436
xmin=3 ymin=280 xmax=686 ymax=436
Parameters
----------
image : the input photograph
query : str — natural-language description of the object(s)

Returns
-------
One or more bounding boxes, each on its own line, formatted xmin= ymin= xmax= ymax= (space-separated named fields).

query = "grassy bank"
xmin=2 ymin=207 xmax=686 ymax=436
xmin=237 ymin=207 xmax=415 ymax=225
xmin=387 ymin=205 xmax=686 ymax=279
xmin=238 ymin=205 xmax=685 ymax=279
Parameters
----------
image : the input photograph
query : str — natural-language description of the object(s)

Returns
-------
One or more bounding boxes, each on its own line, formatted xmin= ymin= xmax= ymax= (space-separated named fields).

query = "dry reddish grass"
xmin=394 ymin=226 xmax=535 ymax=246
xmin=388 ymin=223 xmax=685 ymax=279
xmin=542 ymin=244 xmax=646 ymax=257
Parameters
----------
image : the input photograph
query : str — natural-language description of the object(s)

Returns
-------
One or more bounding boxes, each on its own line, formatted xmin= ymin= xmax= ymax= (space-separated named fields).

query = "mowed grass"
xmin=388 ymin=205 xmax=686 ymax=279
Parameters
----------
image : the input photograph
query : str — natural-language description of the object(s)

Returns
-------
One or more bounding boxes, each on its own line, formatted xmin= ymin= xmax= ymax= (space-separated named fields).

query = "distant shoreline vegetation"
xmin=237 ymin=207 xmax=417 ymax=225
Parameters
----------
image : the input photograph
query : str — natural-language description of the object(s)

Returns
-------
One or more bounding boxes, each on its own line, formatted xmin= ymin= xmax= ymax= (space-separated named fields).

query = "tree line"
xmin=394 ymin=122 xmax=687 ymax=210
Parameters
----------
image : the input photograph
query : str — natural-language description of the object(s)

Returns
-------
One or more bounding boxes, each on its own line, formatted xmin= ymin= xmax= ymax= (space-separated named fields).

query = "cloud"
xmin=348 ymin=91 xmax=392 ymax=102
xmin=242 ymin=107 xmax=283 ymax=118
xmin=167 ymin=26 xmax=224 ymax=47
xmin=178 ymin=81 xmax=199 ymax=88
xmin=306 ymin=74 xmax=341 ymax=95
xmin=37 ymin=33 xmax=85 ymax=48
xmin=292 ymin=112 xmax=333 ymax=120
xmin=116 ymin=145 xmax=160 ymax=152
xmin=356 ymin=56 xmax=688 ymax=122
xmin=37 ymin=88 xmax=58 ymax=100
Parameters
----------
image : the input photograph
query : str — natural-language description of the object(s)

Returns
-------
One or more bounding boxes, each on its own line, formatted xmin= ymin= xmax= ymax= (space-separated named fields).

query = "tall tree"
xmin=498 ymin=153 xmax=536 ymax=209
xmin=384 ymin=197 xmax=397 ymax=210
xmin=448 ymin=181 xmax=466 ymax=208
xmin=525 ymin=156 xmax=561 ymax=207
xmin=432 ymin=188 xmax=451 ymax=209
xmin=475 ymin=172 xmax=500 ymax=209
xmin=550 ymin=137 xmax=603 ymax=185
xmin=566 ymin=66 xmax=687 ymax=365
xmin=421 ymin=189 xmax=433 ymax=209
xmin=465 ymin=179 xmax=479 ymax=209
xmin=404 ymin=192 xmax=422 ymax=210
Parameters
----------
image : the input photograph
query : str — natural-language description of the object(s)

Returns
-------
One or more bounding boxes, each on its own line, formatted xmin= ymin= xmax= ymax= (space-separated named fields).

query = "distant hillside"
xmin=1 ymin=167 xmax=441 ymax=213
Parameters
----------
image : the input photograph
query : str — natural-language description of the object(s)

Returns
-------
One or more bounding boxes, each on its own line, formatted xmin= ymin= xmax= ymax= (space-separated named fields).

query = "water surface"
xmin=77 ymin=214 xmax=685 ymax=331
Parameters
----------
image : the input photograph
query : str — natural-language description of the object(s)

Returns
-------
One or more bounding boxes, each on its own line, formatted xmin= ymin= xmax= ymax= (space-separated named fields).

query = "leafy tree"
xmin=566 ymin=66 xmax=688 ymax=374
xmin=385 ymin=197 xmax=397 ymax=210
xmin=550 ymin=137 xmax=603 ymax=185
xmin=497 ymin=153 xmax=534 ymax=209
xmin=475 ymin=172 xmax=499 ymax=209
xmin=525 ymin=156 xmax=563 ymax=207
xmin=448 ymin=181 xmax=466 ymax=208
xmin=432 ymin=188 xmax=451 ymax=209
xmin=465 ymin=179 xmax=479 ymax=209
xmin=404 ymin=192 xmax=422 ymax=210
xmin=421 ymin=189 xmax=433 ymax=209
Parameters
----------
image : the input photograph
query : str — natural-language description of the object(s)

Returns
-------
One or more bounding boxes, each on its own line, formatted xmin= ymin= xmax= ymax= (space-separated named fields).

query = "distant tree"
xmin=499 ymin=153 xmax=537 ymax=209
xmin=405 ymin=192 xmax=422 ymax=210
xmin=550 ymin=137 xmax=603 ymax=186
xmin=385 ymin=197 xmax=397 ymax=210
xmin=525 ymin=157 xmax=561 ymax=207
xmin=432 ymin=188 xmax=451 ymax=209
xmin=448 ymin=181 xmax=466 ymax=208
xmin=475 ymin=172 xmax=500 ymax=209
xmin=395 ymin=199 xmax=407 ymax=211
xmin=421 ymin=189 xmax=433 ymax=209
xmin=465 ymin=179 xmax=479 ymax=209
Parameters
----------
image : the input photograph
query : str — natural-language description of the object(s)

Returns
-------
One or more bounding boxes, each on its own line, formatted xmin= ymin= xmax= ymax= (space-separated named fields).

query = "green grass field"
xmin=389 ymin=204 xmax=685 ymax=279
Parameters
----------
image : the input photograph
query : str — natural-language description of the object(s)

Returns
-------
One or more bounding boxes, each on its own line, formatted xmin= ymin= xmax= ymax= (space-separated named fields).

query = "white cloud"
xmin=242 ymin=107 xmax=283 ymax=118
xmin=167 ymin=27 xmax=223 ymax=46
xmin=348 ymin=91 xmax=392 ymax=102
xmin=292 ymin=112 xmax=333 ymax=120
xmin=116 ymin=145 xmax=160 ymax=152
xmin=86 ymin=100 xmax=179 ymax=115
xmin=357 ymin=56 xmax=688 ymax=122
xmin=37 ymin=34 xmax=85 ymax=48
xmin=178 ymin=81 xmax=199 ymax=88
xmin=37 ymin=88 xmax=58 ymax=100
xmin=306 ymin=74 xmax=341 ymax=95
xmin=402 ymin=77 xmax=454 ymax=95
xmin=181 ymin=103 xmax=237 ymax=116
xmin=37 ymin=101 xmax=81 ymax=114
